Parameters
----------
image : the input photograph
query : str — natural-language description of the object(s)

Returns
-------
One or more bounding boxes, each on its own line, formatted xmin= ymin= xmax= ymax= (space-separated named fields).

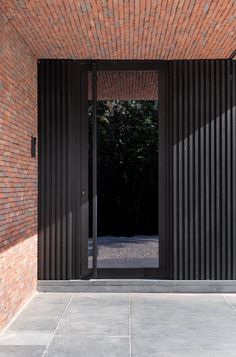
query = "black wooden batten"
xmin=168 ymin=60 xmax=236 ymax=279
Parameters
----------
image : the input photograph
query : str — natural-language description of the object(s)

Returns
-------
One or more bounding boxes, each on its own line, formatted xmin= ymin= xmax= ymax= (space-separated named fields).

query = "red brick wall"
xmin=0 ymin=13 xmax=37 ymax=329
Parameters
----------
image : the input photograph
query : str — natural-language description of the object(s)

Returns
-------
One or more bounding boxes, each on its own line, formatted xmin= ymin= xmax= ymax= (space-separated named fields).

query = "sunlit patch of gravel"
xmin=89 ymin=235 xmax=159 ymax=268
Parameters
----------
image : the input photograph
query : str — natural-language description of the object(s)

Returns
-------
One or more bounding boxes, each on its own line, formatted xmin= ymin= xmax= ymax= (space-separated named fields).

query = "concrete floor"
xmin=1 ymin=293 xmax=236 ymax=356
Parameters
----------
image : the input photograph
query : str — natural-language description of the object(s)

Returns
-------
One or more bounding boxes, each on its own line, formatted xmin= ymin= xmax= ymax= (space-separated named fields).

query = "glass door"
xmin=79 ymin=61 xmax=168 ymax=279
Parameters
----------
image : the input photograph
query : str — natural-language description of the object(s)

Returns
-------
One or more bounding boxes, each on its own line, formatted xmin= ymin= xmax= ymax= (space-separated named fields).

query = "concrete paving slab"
xmin=0 ymin=346 xmax=44 ymax=357
xmin=131 ymin=294 xmax=235 ymax=318
xmin=1 ymin=292 xmax=236 ymax=356
xmin=131 ymin=294 xmax=236 ymax=354
xmin=26 ymin=292 xmax=72 ymax=307
xmin=57 ymin=294 xmax=129 ymax=336
xmin=6 ymin=293 xmax=71 ymax=332
xmin=131 ymin=318 xmax=236 ymax=353
xmin=8 ymin=317 xmax=60 ymax=331
xmin=0 ymin=330 xmax=53 ymax=346
xmin=46 ymin=336 xmax=130 ymax=357
xmin=16 ymin=293 xmax=71 ymax=318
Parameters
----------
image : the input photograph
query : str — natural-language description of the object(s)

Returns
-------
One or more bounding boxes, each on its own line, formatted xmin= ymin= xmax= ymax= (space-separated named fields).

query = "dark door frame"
xmin=78 ymin=60 xmax=171 ymax=279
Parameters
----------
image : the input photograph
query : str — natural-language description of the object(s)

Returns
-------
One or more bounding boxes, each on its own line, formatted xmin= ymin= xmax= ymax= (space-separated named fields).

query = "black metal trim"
xmin=97 ymin=268 xmax=161 ymax=279
xmin=92 ymin=61 xmax=98 ymax=277
xmin=95 ymin=60 xmax=165 ymax=71
xmin=158 ymin=62 xmax=172 ymax=279
xmin=79 ymin=63 xmax=91 ymax=279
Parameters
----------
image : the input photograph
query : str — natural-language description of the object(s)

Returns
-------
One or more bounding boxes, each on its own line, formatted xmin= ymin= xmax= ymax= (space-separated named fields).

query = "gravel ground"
xmin=89 ymin=235 xmax=159 ymax=268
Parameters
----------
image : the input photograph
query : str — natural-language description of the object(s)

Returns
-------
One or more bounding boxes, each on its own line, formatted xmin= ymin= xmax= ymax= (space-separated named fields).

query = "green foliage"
xmin=96 ymin=100 xmax=159 ymax=236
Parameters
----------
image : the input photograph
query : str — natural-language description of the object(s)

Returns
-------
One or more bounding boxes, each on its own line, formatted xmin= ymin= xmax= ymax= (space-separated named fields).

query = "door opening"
xmin=85 ymin=64 xmax=164 ymax=279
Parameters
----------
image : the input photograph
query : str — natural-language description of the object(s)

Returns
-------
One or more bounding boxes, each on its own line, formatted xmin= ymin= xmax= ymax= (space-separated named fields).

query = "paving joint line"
xmin=42 ymin=294 xmax=73 ymax=356
xmin=222 ymin=294 xmax=236 ymax=313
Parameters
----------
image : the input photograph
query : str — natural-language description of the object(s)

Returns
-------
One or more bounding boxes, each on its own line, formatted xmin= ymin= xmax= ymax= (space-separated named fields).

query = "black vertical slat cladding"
xmin=158 ymin=63 xmax=170 ymax=278
xmin=61 ymin=60 xmax=66 ymax=278
xmin=38 ymin=60 xmax=76 ymax=280
xmin=205 ymin=60 xmax=210 ymax=280
xmin=39 ymin=59 xmax=236 ymax=281
xmin=232 ymin=61 xmax=236 ymax=279
xmin=194 ymin=61 xmax=200 ymax=279
xmin=67 ymin=62 xmax=73 ymax=279
xmin=183 ymin=61 xmax=189 ymax=279
xmin=210 ymin=60 xmax=216 ymax=279
xmin=168 ymin=64 xmax=174 ymax=280
xmin=221 ymin=61 xmax=226 ymax=280
xmin=189 ymin=60 xmax=194 ymax=280
xmin=178 ymin=61 xmax=184 ymax=279
xmin=38 ymin=60 xmax=44 ymax=280
xmin=169 ymin=60 xmax=236 ymax=280
xmin=200 ymin=60 xmax=205 ymax=279
xmin=45 ymin=61 xmax=50 ymax=280
xmin=172 ymin=62 xmax=178 ymax=280
xmin=226 ymin=60 xmax=231 ymax=279
xmin=55 ymin=60 xmax=61 ymax=279
xmin=70 ymin=61 xmax=80 ymax=279
xmin=50 ymin=61 xmax=56 ymax=279
xmin=216 ymin=60 xmax=221 ymax=279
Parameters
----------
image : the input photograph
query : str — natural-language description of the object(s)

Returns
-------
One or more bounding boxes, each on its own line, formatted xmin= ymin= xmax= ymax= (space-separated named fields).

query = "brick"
xmin=88 ymin=71 xmax=158 ymax=100
xmin=0 ymin=0 xmax=235 ymax=60
xmin=0 ymin=14 xmax=37 ymax=330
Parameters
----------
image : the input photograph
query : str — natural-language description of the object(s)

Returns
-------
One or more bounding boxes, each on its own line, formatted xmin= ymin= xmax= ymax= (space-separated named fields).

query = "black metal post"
xmin=92 ymin=61 xmax=98 ymax=277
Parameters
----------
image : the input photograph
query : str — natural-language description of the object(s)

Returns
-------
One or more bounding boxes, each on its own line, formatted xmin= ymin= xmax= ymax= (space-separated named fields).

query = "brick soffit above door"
xmin=1 ymin=0 xmax=235 ymax=61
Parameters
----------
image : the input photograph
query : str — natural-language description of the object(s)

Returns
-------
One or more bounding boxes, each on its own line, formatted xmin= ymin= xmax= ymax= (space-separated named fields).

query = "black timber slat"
xmin=169 ymin=60 xmax=236 ymax=280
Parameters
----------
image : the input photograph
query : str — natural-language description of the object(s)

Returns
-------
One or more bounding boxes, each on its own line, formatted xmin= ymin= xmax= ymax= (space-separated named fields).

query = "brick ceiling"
xmin=88 ymin=71 xmax=158 ymax=100
xmin=1 ymin=0 xmax=236 ymax=60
